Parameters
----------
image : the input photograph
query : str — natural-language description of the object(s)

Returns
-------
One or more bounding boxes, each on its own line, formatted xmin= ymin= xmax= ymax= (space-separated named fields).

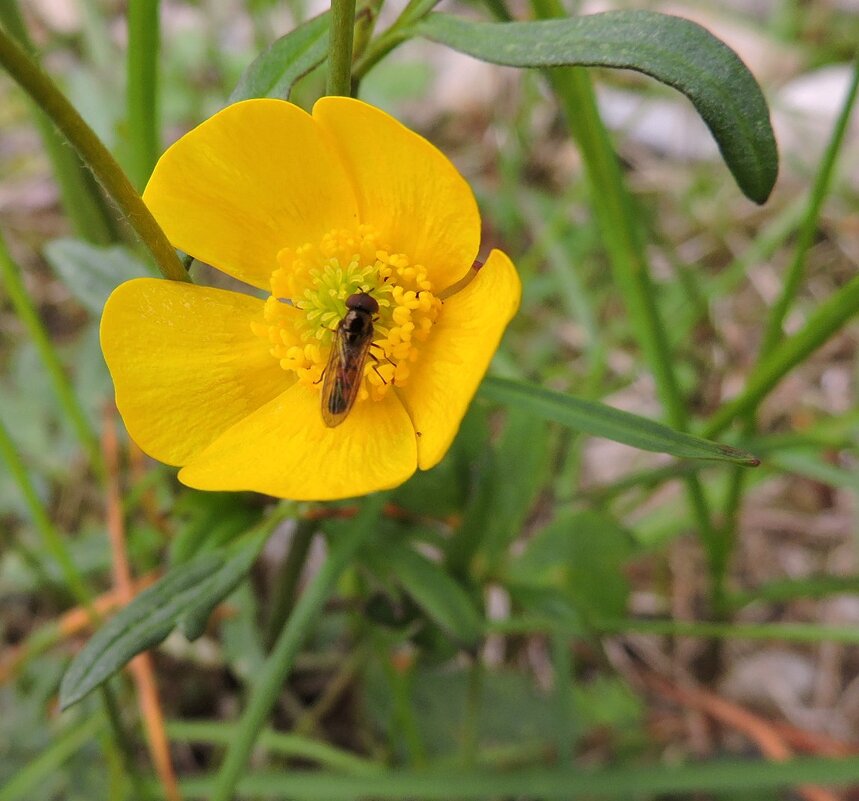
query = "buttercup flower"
xmin=100 ymin=98 xmax=520 ymax=500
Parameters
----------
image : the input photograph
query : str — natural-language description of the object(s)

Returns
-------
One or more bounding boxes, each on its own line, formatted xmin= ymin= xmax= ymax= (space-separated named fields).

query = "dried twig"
xmin=102 ymin=404 xmax=182 ymax=801
xmin=644 ymin=671 xmax=842 ymax=801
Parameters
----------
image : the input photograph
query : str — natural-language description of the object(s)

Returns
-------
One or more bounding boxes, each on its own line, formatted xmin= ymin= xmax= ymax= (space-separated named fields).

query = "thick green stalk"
xmin=126 ymin=0 xmax=161 ymax=190
xmin=0 ymin=2 xmax=116 ymax=244
xmin=529 ymin=0 xmax=719 ymax=572
xmin=0 ymin=25 xmax=188 ymax=282
xmin=326 ymin=0 xmax=357 ymax=96
xmin=0 ymin=230 xmax=102 ymax=472
xmin=210 ymin=494 xmax=386 ymax=801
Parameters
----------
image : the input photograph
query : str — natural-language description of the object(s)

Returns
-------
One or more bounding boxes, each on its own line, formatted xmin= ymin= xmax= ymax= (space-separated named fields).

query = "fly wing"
xmin=320 ymin=325 xmax=373 ymax=428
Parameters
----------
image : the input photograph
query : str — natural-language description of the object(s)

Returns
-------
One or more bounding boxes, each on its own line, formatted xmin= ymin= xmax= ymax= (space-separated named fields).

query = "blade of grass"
xmin=704 ymin=267 xmax=859 ymax=438
xmin=0 ymin=2 xmax=116 ymax=244
xmin=0 ymin=25 xmax=188 ymax=282
xmin=760 ymin=61 xmax=859 ymax=358
xmin=0 ymin=415 xmax=92 ymax=605
xmin=704 ymin=58 xmax=859 ymax=440
xmin=490 ymin=616 xmax=859 ymax=645
xmin=181 ymin=755 xmax=859 ymax=799
xmin=729 ymin=575 xmax=859 ymax=611
xmin=210 ymin=493 xmax=387 ymax=801
xmin=712 ymin=59 xmax=859 ymax=604
xmin=0 ymin=230 xmax=102 ymax=473
xmin=126 ymin=0 xmax=161 ymax=190
xmin=525 ymin=0 xmax=721 ymax=598
xmin=0 ymin=414 xmax=150 ymax=795
xmin=166 ymin=721 xmax=383 ymax=776
xmin=0 ymin=714 xmax=104 ymax=801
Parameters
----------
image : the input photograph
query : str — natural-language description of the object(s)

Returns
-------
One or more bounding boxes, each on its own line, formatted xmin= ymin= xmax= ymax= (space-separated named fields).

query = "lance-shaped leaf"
xmin=59 ymin=530 xmax=268 ymax=710
xmin=480 ymin=377 xmax=759 ymax=466
xmin=230 ymin=13 xmax=329 ymax=102
xmin=410 ymin=11 xmax=778 ymax=203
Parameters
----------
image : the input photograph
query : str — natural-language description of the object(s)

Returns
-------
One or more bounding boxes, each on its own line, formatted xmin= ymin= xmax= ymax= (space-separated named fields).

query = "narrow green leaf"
xmin=167 ymin=721 xmax=383 ymax=776
xmin=230 ymin=13 xmax=329 ymax=102
xmin=43 ymin=239 xmax=151 ymax=315
xmin=59 ymin=531 xmax=268 ymax=710
xmin=730 ymin=574 xmax=859 ymax=611
xmin=379 ymin=544 xmax=483 ymax=646
xmin=176 ymin=533 xmax=267 ymax=640
xmin=410 ymin=10 xmax=778 ymax=203
xmin=180 ymin=755 xmax=859 ymax=799
xmin=480 ymin=377 xmax=759 ymax=465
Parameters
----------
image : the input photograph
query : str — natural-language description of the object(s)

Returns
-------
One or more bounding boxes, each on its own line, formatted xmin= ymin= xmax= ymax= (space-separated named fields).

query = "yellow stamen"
xmin=253 ymin=226 xmax=442 ymax=403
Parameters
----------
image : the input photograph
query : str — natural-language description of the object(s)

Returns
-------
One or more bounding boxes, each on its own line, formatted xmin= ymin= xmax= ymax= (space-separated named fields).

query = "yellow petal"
xmin=313 ymin=97 xmax=480 ymax=293
xmin=143 ymin=99 xmax=359 ymax=290
xmin=396 ymin=250 xmax=521 ymax=470
xmin=100 ymin=278 xmax=290 ymax=465
xmin=179 ymin=386 xmax=417 ymax=500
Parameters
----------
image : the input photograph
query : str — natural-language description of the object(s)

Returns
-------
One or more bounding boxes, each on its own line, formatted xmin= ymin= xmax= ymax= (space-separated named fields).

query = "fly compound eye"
xmin=345 ymin=292 xmax=379 ymax=315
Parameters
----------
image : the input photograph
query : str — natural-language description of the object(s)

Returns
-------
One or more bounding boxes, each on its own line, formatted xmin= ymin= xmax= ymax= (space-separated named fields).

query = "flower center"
xmin=252 ymin=226 xmax=442 ymax=404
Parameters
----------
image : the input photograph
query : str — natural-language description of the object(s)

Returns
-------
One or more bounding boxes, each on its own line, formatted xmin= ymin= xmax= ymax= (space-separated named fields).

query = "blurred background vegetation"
xmin=1 ymin=0 xmax=859 ymax=799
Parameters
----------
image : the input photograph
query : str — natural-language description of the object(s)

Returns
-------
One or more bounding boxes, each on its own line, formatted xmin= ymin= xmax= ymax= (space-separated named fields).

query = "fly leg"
xmin=368 ymin=343 xmax=397 ymax=384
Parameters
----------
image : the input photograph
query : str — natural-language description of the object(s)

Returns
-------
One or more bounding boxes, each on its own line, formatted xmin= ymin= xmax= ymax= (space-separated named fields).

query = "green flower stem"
xmin=0 ymin=230 xmax=102 ymax=473
xmin=0 ymin=25 xmax=188 ymax=282
xmin=529 ymin=0 xmax=719 ymax=575
xmin=126 ymin=0 xmax=161 ymax=190
xmin=0 ymin=2 xmax=116 ymax=244
xmin=210 ymin=494 xmax=387 ymax=801
xmin=327 ymin=0 xmax=357 ymax=96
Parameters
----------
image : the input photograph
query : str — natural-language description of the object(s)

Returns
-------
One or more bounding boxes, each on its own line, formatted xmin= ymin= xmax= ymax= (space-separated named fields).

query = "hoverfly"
xmin=321 ymin=291 xmax=381 ymax=427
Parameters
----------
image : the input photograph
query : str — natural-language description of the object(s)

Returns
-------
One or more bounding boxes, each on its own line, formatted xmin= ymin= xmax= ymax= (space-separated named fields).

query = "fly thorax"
xmin=251 ymin=226 xmax=443 ymax=403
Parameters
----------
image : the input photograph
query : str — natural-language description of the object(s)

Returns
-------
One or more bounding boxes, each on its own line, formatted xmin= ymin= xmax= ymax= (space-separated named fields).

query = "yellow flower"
xmin=100 ymin=98 xmax=520 ymax=500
